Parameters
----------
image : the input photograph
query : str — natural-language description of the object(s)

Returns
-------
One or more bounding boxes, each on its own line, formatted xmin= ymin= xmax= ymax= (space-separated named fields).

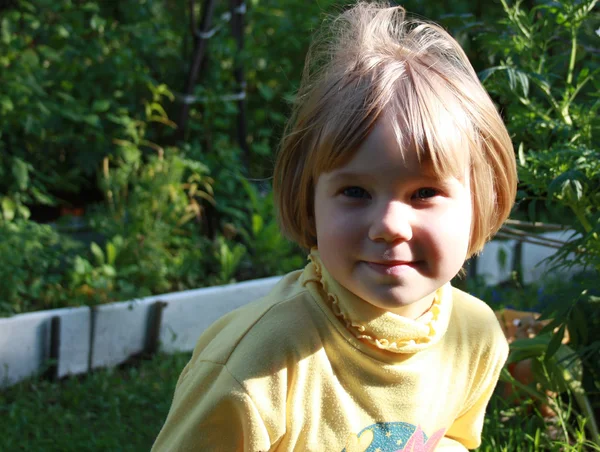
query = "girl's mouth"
xmin=364 ymin=260 xmax=420 ymax=275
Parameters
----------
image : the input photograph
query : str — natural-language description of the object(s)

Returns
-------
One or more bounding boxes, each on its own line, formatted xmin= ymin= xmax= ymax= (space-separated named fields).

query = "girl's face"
xmin=313 ymin=115 xmax=472 ymax=319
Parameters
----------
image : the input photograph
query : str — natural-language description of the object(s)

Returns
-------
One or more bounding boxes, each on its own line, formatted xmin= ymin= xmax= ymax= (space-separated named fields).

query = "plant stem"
xmin=559 ymin=26 xmax=578 ymax=126
xmin=571 ymin=205 xmax=592 ymax=234
xmin=573 ymin=389 xmax=600 ymax=446
xmin=504 ymin=219 xmax=566 ymax=231
xmin=567 ymin=27 xmax=577 ymax=87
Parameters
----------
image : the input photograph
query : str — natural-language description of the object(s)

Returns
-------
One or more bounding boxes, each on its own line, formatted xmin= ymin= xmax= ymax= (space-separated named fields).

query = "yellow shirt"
xmin=153 ymin=252 xmax=508 ymax=451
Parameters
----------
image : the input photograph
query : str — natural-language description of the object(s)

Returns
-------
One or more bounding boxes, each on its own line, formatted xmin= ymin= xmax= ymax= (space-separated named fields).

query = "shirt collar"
xmin=301 ymin=249 xmax=452 ymax=354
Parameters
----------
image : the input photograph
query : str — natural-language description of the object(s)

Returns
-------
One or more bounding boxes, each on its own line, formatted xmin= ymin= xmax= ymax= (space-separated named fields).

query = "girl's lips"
xmin=364 ymin=260 xmax=420 ymax=275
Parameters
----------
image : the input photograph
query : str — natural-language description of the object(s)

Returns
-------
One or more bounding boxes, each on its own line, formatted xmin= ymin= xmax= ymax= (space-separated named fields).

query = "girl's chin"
xmin=359 ymin=292 xmax=437 ymax=318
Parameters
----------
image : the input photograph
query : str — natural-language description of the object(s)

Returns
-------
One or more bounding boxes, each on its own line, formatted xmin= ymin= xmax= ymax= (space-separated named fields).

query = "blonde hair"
xmin=274 ymin=1 xmax=517 ymax=257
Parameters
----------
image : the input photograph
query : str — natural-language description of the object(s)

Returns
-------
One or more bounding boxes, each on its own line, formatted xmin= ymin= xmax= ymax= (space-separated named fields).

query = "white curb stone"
xmin=56 ymin=306 xmax=91 ymax=378
xmin=0 ymin=310 xmax=53 ymax=387
xmin=90 ymin=298 xmax=156 ymax=369
xmin=159 ymin=276 xmax=282 ymax=353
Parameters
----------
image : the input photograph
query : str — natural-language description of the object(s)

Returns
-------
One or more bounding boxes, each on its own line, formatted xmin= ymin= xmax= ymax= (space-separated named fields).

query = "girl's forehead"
xmin=324 ymin=111 xmax=470 ymax=179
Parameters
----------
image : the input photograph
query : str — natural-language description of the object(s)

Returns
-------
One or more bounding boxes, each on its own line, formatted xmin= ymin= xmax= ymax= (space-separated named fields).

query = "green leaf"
xmin=257 ymin=83 xmax=275 ymax=101
xmin=518 ymin=142 xmax=526 ymax=167
xmin=11 ymin=158 xmax=29 ymax=190
xmin=56 ymin=25 xmax=70 ymax=38
xmin=90 ymin=15 xmax=106 ymax=32
xmin=0 ymin=97 xmax=14 ymax=114
xmin=106 ymin=242 xmax=117 ymax=266
xmin=122 ymin=147 xmax=141 ymax=164
xmin=1 ymin=196 xmax=16 ymax=221
xmin=252 ymin=214 xmax=264 ymax=235
xmin=478 ymin=65 xmax=506 ymax=82
xmin=1 ymin=18 xmax=11 ymax=44
xmin=30 ymin=187 xmax=55 ymax=205
xmin=82 ymin=2 xmax=100 ymax=13
xmin=82 ymin=114 xmax=100 ymax=127
xmin=90 ymin=242 xmax=105 ymax=266
xmin=548 ymin=170 xmax=587 ymax=202
xmin=73 ymin=256 xmax=89 ymax=275
xmin=92 ymin=100 xmax=111 ymax=113
xmin=101 ymin=264 xmax=116 ymax=278
xmin=17 ymin=204 xmax=31 ymax=220
xmin=38 ymin=45 xmax=61 ymax=62
xmin=112 ymin=235 xmax=124 ymax=250
xmin=577 ymin=67 xmax=590 ymax=82
xmin=506 ymin=67 xmax=530 ymax=97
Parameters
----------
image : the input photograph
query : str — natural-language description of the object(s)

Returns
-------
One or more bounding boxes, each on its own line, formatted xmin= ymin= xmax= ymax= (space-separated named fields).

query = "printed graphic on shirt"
xmin=343 ymin=422 xmax=445 ymax=452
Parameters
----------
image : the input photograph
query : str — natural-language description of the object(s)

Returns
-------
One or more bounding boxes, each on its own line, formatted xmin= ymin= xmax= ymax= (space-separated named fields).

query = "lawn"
xmin=0 ymin=353 xmax=189 ymax=451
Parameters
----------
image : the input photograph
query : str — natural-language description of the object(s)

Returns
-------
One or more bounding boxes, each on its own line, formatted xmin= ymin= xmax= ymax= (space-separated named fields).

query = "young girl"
xmin=153 ymin=2 xmax=517 ymax=451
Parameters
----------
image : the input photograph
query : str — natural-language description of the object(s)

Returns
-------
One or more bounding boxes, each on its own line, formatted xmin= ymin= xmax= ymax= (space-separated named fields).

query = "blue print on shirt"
xmin=342 ymin=421 xmax=445 ymax=452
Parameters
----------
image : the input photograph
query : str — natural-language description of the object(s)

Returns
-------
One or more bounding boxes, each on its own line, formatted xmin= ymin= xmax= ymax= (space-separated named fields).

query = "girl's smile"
xmin=364 ymin=260 xmax=423 ymax=276
xmin=313 ymin=113 xmax=473 ymax=319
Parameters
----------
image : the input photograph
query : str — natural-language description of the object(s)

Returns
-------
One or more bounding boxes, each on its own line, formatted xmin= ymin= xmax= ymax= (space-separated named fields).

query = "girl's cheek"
xmin=333 ymin=209 xmax=363 ymax=231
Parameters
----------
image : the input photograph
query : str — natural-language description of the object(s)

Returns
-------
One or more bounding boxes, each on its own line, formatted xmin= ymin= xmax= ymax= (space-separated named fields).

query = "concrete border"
xmin=0 ymin=276 xmax=281 ymax=387
xmin=159 ymin=276 xmax=282 ymax=353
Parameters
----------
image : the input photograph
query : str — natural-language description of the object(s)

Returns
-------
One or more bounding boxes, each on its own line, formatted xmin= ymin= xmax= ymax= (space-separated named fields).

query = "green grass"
xmin=480 ymin=390 xmax=600 ymax=452
xmin=1 ymin=352 xmax=597 ymax=451
xmin=0 ymin=353 xmax=190 ymax=451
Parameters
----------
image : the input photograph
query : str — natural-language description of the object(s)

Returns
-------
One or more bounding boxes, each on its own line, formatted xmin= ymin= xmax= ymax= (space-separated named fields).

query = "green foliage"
xmin=213 ymin=237 xmax=247 ymax=285
xmin=478 ymin=1 xmax=600 ymax=445
xmin=235 ymin=178 xmax=305 ymax=278
xmin=480 ymin=387 xmax=600 ymax=451
xmin=0 ymin=0 xmax=183 ymax=213
xmin=89 ymin=146 xmax=217 ymax=299
xmin=0 ymin=220 xmax=78 ymax=315
xmin=480 ymin=0 xmax=600 ymax=268
xmin=0 ymin=0 xmax=315 ymax=311
xmin=0 ymin=0 xmax=511 ymax=316
xmin=185 ymin=0 xmax=342 ymax=175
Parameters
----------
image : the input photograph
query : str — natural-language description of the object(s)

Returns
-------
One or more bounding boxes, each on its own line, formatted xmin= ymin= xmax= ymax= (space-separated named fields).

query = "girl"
xmin=153 ymin=2 xmax=517 ymax=451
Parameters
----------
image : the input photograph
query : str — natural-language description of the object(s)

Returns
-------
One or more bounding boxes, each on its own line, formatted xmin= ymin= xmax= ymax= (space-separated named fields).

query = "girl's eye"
xmin=413 ymin=187 xmax=439 ymax=200
xmin=342 ymin=186 xmax=370 ymax=199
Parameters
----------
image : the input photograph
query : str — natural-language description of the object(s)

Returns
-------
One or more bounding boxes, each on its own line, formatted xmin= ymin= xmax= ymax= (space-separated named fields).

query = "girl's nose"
xmin=368 ymin=201 xmax=413 ymax=243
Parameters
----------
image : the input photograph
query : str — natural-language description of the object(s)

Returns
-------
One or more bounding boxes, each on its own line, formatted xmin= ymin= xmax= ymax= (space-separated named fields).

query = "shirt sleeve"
xmin=443 ymin=336 xmax=509 ymax=450
xmin=152 ymin=359 xmax=272 ymax=452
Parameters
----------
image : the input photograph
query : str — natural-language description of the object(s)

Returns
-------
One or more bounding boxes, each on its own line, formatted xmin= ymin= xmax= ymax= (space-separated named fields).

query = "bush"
xmin=0 ymin=220 xmax=79 ymax=315
xmin=0 ymin=0 xmax=185 ymax=218
xmin=478 ymin=0 xmax=600 ymax=444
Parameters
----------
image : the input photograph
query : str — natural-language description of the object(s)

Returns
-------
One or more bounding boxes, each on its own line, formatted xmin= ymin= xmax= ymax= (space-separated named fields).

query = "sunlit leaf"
xmin=1 ymin=197 xmax=16 ymax=221
xmin=90 ymin=242 xmax=105 ymax=266
xmin=11 ymin=158 xmax=29 ymax=191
